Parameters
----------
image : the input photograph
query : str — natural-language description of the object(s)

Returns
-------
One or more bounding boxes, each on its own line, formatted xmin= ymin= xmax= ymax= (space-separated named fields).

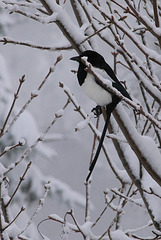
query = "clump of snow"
xmin=49 ymin=214 xmax=64 ymax=222
xmin=4 ymin=146 xmax=11 ymax=152
xmin=80 ymin=221 xmax=93 ymax=237
xmin=31 ymin=90 xmax=39 ymax=98
xmin=116 ymin=105 xmax=161 ymax=183
xmin=76 ymin=113 xmax=93 ymax=131
xmin=55 ymin=108 xmax=64 ymax=118
xmin=44 ymin=181 xmax=51 ymax=189
xmin=19 ymin=138 xmax=26 ymax=146
xmin=111 ymin=229 xmax=134 ymax=240
xmin=6 ymin=223 xmax=21 ymax=239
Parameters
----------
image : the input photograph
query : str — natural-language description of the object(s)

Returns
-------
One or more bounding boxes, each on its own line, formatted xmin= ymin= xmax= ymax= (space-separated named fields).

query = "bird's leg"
xmin=91 ymin=105 xmax=102 ymax=117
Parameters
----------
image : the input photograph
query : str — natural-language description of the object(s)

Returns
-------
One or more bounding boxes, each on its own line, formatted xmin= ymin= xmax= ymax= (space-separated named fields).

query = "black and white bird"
xmin=70 ymin=50 xmax=132 ymax=181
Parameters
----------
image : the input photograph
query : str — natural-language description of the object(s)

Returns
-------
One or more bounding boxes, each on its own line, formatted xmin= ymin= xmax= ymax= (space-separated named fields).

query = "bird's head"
xmin=70 ymin=50 xmax=105 ymax=68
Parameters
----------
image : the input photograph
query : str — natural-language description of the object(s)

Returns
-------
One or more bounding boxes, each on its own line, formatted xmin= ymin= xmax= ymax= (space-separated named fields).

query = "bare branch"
xmin=6 ymin=161 xmax=32 ymax=207
xmin=0 ymin=75 xmax=25 ymax=137
xmin=0 ymin=37 xmax=72 ymax=51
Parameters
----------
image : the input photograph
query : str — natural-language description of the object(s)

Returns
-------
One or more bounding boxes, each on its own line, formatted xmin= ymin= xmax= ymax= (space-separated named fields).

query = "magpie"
xmin=70 ymin=50 xmax=132 ymax=181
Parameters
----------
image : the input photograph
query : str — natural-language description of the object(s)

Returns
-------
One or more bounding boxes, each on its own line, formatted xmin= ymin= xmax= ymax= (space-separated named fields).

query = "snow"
xmin=0 ymin=163 xmax=7 ymax=177
xmin=19 ymin=138 xmax=26 ymax=146
xmin=4 ymin=146 xmax=11 ymax=152
xmin=136 ymin=15 xmax=161 ymax=36
xmin=111 ymin=229 xmax=134 ymax=240
xmin=80 ymin=221 xmax=94 ymax=238
xmin=76 ymin=113 xmax=93 ymax=131
xmin=43 ymin=0 xmax=90 ymax=51
xmin=95 ymin=8 xmax=161 ymax=65
xmin=141 ymin=171 xmax=161 ymax=222
xmin=115 ymin=105 xmax=161 ymax=183
xmin=6 ymin=224 xmax=21 ymax=239
xmin=62 ymin=223 xmax=70 ymax=240
xmin=49 ymin=214 xmax=64 ymax=222
xmin=44 ymin=181 xmax=51 ymax=189
xmin=31 ymin=90 xmax=39 ymax=98
xmin=55 ymin=108 xmax=64 ymax=118
xmin=10 ymin=108 xmax=56 ymax=159
xmin=42 ymin=13 xmax=58 ymax=24
xmin=0 ymin=0 xmax=161 ymax=239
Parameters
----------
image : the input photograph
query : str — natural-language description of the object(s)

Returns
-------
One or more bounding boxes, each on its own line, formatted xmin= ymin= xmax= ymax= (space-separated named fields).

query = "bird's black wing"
xmin=103 ymin=63 xmax=119 ymax=83
xmin=112 ymin=82 xmax=132 ymax=101
xmin=103 ymin=63 xmax=132 ymax=99
xmin=94 ymin=62 xmax=132 ymax=101
xmin=94 ymin=76 xmax=132 ymax=101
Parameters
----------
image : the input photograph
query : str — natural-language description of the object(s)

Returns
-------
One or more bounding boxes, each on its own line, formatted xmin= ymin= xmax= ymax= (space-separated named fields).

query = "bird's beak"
xmin=70 ymin=56 xmax=81 ymax=62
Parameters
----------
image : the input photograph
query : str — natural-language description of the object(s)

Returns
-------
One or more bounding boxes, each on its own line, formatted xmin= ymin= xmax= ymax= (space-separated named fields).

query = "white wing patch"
xmin=81 ymin=68 xmax=112 ymax=106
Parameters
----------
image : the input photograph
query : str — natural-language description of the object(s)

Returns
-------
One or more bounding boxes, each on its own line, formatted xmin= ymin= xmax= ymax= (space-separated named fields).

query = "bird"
xmin=70 ymin=50 xmax=132 ymax=181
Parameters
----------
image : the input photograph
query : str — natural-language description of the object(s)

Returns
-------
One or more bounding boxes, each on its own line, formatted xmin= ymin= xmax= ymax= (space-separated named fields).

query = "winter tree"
xmin=0 ymin=0 xmax=161 ymax=240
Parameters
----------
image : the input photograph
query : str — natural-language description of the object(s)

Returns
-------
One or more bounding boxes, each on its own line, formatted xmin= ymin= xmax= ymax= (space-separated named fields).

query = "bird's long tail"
xmin=86 ymin=102 xmax=118 ymax=182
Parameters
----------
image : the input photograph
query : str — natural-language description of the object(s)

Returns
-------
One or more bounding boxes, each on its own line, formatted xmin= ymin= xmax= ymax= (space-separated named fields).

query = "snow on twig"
xmin=19 ymin=182 xmax=51 ymax=236
xmin=4 ymin=98 xmax=70 ymax=175
xmin=0 ymin=55 xmax=62 ymax=139
xmin=0 ymin=75 xmax=25 ymax=137
xmin=6 ymin=161 xmax=32 ymax=207
xmin=88 ymin=0 xmax=161 ymax=66
xmin=111 ymin=188 xmax=143 ymax=207
xmin=0 ymin=140 xmax=26 ymax=158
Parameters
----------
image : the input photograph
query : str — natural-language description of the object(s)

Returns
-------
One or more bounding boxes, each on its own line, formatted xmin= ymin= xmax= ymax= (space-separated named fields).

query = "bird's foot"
xmin=92 ymin=105 xmax=102 ymax=117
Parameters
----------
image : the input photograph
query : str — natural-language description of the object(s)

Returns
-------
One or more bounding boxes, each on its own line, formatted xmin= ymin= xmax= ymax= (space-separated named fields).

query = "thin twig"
xmin=88 ymin=0 xmax=161 ymax=66
xmin=0 ymin=140 xmax=25 ymax=158
xmin=4 ymin=98 xmax=70 ymax=175
xmin=0 ymin=55 xmax=62 ymax=139
xmin=65 ymin=210 xmax=85 ymax=238
xmin=84 ymin=181 xmax=91 ymax=222
xmin=0 ymin=75 xmax=25 ymax=137
xmin=6 ymin=161 xmax=32 ymax=207
xmin=111 ymin=188 xmax=143 ymax=207
xmin=19 ymin=182 xmax=51 ymax=236
xmin=0 ymin=37 xmax=72 ymax=51
xmin=2 ymin=207 xmax=25 ymax=232
xmin=144 ymin=187 xmax=161 ymax=199
xmin=92 ymin=194 xmax=116 ymax=228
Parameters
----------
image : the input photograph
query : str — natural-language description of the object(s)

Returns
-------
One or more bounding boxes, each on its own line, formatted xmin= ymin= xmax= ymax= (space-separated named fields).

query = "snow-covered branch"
xmin=1 ymin=0 xmax=161 ymax=238
xmin=81 ymin=57 xmax=161 ymax=130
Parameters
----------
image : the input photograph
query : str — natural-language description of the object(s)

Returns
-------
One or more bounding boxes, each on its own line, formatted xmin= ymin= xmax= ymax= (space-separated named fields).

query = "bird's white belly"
xmin=81 ymin=72 xmax=112 ymax=106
